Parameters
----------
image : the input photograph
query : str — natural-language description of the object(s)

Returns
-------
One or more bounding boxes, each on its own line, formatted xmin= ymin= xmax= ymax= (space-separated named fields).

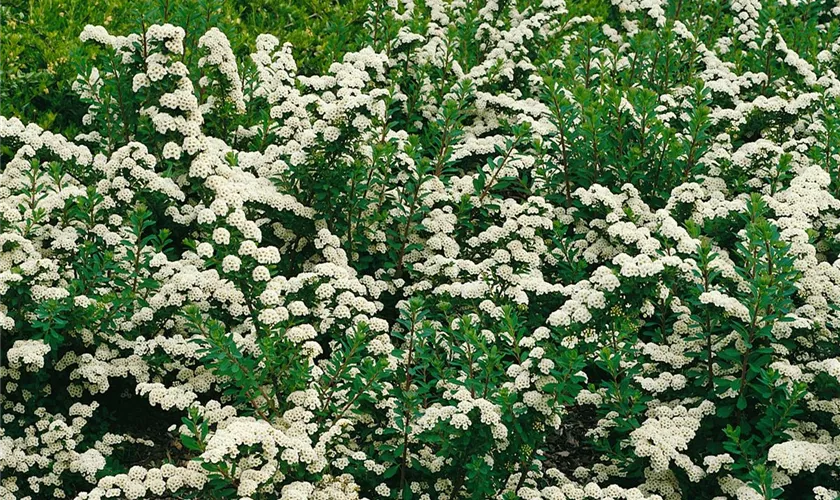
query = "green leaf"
xmin=717 ymin=404 xmax=734 ymax=419
xmin=180 ymin=435 xmax=201 ymax=451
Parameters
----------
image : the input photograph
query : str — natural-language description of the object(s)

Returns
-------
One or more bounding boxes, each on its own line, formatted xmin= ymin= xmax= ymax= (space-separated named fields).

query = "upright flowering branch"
xmin=686 ymin=237 xmax=722 ymax=392
xmin=431 ymin=79 xmax=473 ymax=177
xmin=477 ymin=122 xmax=530 ymax=202
xmin=541 ymin=75 xmax=576 ymax=207
xmin=392 ymin=143 xmax=432 ymax=278
xmin=396 ymin=297 xmax=423 ymax=498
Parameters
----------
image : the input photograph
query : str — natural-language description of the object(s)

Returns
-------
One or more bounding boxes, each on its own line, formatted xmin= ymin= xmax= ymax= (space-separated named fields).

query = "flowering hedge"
xmin=2 ymin=0 xmax=840 ymax=499
xmin=0 ymin=0 xmax=366 ymax=136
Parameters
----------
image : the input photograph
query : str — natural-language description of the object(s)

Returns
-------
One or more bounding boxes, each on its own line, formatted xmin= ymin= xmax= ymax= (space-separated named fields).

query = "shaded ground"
xmin=544 ymin=405 xmax=601 ymax=474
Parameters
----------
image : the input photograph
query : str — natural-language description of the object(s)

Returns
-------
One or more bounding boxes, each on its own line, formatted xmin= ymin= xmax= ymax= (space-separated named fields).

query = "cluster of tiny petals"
xmin=198 ymin=28 xmax=247 ymax=113
xmin=6 ymin=340 xmax=51 ymax=371
xmin=136 ymin=383 xmax=198 ymax=411
xmin=629 ymin=402 xmax=715 ymax=482
xmin=699 ymin=290 xmax=752 ymax=322
xmin=768 ymin=441 xmax=840 ymax=475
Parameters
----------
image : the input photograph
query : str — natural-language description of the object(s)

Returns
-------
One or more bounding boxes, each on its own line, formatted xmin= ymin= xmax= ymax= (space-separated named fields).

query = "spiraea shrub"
xmin=3 ymin=0 xmax=840 ymax=498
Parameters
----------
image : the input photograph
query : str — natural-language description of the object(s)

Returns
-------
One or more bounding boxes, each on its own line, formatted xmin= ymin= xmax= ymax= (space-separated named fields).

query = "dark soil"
xmin=543 ymin=405 xmax=601 ymax=474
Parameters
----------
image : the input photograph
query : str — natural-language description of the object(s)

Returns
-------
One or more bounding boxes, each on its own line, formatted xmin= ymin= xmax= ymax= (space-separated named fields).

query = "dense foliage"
xmin=2 ymin=0 xmax=840 ymax=499
xmin=0 ymin=0 xmax=366 ymax=135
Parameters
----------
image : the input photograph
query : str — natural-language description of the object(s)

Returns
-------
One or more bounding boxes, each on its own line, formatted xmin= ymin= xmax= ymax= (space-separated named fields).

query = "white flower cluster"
xmin=698 ymin=290 xmax=752 ymax=322
xmin=198 ymin=28 xmax=247 ymax=114
xmin=76 ymin=462 xmax=207 ymax=499
xmin=136 ymin=383 xmax=197 ymax=411
xmin=6 ymin=340 xmax=50 ymax=371
xmin=634 ymin=372 xmax=688 ymax=394
xmin=629 ymin=401 xmax=715 ymax=480
xmin=767 ymin=440 xmax=840 ymax=475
